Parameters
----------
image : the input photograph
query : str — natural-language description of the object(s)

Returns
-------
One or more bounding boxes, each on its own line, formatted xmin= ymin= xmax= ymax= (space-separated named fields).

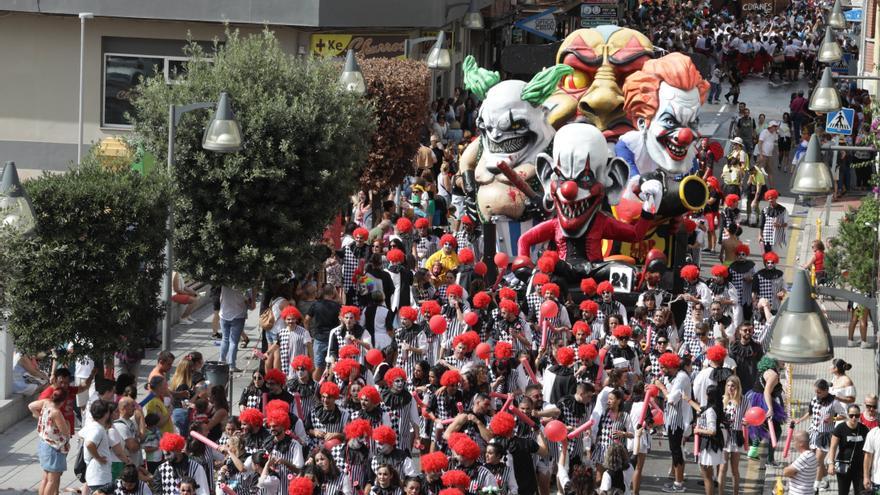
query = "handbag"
xmin=836 ymin=442 xmax=856 ymax=475
xmin=73 ymin=443 xmax=86 ymax=482
xmin=259 ymin=298 xmax=285 ymax=331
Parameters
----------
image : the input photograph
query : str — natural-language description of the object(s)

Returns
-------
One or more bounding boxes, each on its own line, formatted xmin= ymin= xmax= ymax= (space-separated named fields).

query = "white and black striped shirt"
xmin=788 ymin=450 xmax=818 ymax=495
xmin=664 ymin=370 xmax=692 ymax=432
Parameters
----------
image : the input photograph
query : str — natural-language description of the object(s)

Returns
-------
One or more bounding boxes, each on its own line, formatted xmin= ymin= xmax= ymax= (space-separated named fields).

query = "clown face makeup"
xmin=392 ymin=378 xmax=406 ymax=392
xmin=641 ymin=83 xmax=701 ymax=175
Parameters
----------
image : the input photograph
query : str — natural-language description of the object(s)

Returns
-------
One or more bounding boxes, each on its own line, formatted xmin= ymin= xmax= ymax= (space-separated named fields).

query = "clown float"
xmin=458 ymin=26 xmax=711 ymax=295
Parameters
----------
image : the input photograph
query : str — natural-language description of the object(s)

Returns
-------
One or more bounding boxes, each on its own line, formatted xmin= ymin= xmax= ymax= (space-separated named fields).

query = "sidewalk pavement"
xmin=0 ymin=307 xmax=262 ymax=494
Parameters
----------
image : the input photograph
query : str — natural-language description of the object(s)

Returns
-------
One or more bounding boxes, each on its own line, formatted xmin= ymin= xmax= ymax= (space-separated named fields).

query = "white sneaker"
xmin=820 ymin=478 xmax=830 ymax=490
xmin=862 ymin=340 xmax=875 ymax=349
xmin=848 ymin=339 xmax=860 ymax=347
xmin=180 ymin=317 xmax=195 ymax=324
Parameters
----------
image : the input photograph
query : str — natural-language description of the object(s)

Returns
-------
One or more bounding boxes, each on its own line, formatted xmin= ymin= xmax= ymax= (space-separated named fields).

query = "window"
xmin=101 ymin=54 xmax=211 ymax=128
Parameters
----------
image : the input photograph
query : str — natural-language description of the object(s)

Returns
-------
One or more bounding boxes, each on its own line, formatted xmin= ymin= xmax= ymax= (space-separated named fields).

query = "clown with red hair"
xmin=287 ymin=354 xmax=318 ymax=419
xmin=385 ymin=246 xmax=415 ymax=313
xmin=680 ymin=264 xmax=713 ymax=311
xmin=439 ymin=283 xmax=472 ymax=358
xmin=447 ymin=433 xmax=499 ymax=492
xmin=728 ymin=242 xmax=757 ymax=324
xmin=425 ymin=233 xmax=461 ymax=282
xmin=708 ymin=264 xmax=741 ymax=328
xmin=758 ymin=187 xmax=788 ymax=253
xmin=155 ymin=432 xmax=210 ymax=495
xmin=393 ymin=305 xmax=428 ymax=380
xmin=306 ymin=381 xmax=350 ymax=450
xmin=492 ymin=297 xmax=534 ymax=354
xmin=754 ymin=251 xmax=786 ymax=312
xmin=326 ymin=305 xmax=373 ymax=369
xmin=274 ymin=305 xmax=313 ymax=380
xmin=425 ymin=369 xmax=467 ymax=450
xmin=378 ymin=366 xmax=420 ymax=453
xmin=413 ymin=218 xmax=439 ymax=265
xmin=264 ymin=406 xmax=306 ymax=484
xmin=342 ymin=225 xmax=371 ymax=304
xmin=653 ymin=350 xmax=693 ymax=491
xmin=369 ymin=425 xmax=417 ymax=480
xmin=598 ymin=280 xmax=628 ymax=325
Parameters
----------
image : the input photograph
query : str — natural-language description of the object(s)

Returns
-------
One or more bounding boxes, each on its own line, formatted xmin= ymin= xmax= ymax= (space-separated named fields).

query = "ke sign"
xmin=310 ymin=34 xmax=407 ymax=58
xmin=514 ymin=8 xmax=558 ymax=41
xmin=580 ymin=3 xmax=620 ymax=27
xmin=825 ymin=107 xmax=855 ymax=136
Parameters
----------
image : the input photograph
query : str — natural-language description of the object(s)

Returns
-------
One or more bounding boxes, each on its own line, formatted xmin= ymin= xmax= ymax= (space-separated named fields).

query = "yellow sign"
xmin=310 ymin=34 xmax=407 ymax=58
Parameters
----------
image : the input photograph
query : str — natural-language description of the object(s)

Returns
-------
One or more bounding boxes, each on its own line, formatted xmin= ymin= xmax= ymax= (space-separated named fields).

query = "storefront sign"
xmin=580 ymin=3 xmax=620 ymax=27
xmin=514 ymin=8 xmax=558 ymax=41
xmin=740 ymin=0 xmax=787 ymax=14
xmin=310 ymin=34 xmax=407 ymax=58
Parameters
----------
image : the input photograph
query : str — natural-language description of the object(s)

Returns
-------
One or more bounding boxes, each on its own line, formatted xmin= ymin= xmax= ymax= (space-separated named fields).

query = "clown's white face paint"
xmin=642 ymin=82 xmax=701 ymax=175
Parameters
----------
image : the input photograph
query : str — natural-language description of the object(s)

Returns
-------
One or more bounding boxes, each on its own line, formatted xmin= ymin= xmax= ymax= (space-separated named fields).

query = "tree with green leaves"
xmin=0 ymin=157 xmax=169 ymax=360
xmin=130 ymin=29 xmax=376 ymax=287
xmin=826 ymin=196 xmax=879 ymax=294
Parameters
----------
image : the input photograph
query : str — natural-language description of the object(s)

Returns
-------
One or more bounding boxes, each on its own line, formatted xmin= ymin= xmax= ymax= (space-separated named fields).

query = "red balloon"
xmin=645 ymin=384 xmax=659 ymax=397
xmin=365 ymin=349 xmax=384 ymax=367
xmin=474 ymin=261 xmax=488 ymax=277
xmin=540 ymin=300 xmax=559 ymax=319
xmin=494 ymin=252 xmax=509 ymax=268
xmin=744 ymin=406 xmax=766 ymax=427
xmin=652 ymin=409 xmax=664 ymax=426
xmin=429 ymin=315 xmax=447 ymax=335
xmin=475 ymin=342 xmax=492 ymax=360
xmin=464 ymin=311 xmax=479 ymax=328
xmin=545 ymin=420 xmax=568 ymax=442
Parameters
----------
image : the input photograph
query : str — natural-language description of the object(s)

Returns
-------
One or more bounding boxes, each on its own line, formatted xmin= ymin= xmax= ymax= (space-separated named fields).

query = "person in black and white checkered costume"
xmin=753 ymin=251 xmax=786 ymax=312
xmin=493 ymin=299 xmax=534 ymax=354
xmin=758 ymin=189 xmax=788 ymax=253
xmin=794 ymin=378 xmax=844 ymax=486
xmin=413 ymin=218 xmax=438 ymax=267
xmin=728 ymin=243 xmax=757 ymax=324
xmin=152 ymin=432 xmax=209 ymax=495
xmin=306 ymin=382 xmax=350 ymax=450
xmin=589 ymin=388 xmax=633 ymax=468
xmin=343 ymin=227 xmax=371 ymax=304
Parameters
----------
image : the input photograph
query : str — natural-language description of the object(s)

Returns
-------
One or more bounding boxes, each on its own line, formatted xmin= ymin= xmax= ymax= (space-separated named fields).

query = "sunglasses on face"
xmin=867 ymin=404 xmax=878 ymax=409
xmin=849 ymin=414 xmax=860 ymax=418
xmin=253 ymin=376 xmax=264 ymax=381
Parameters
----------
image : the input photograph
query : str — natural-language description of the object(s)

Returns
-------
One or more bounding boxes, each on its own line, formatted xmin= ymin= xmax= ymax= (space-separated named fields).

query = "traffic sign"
xmin=825 ymin=107 xmax=854 ymax=135
xmin=514 ymin=8 xmax=558 ymax=41
xmin=845 ymin=8 xmax=862 ymax=21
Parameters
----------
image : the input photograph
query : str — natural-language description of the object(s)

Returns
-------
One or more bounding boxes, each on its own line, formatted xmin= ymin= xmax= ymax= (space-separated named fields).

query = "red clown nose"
xmin=676 ymin=127 xmax=695 ymax=146
xmin=560 ymin=181 xmax=579 ymax=201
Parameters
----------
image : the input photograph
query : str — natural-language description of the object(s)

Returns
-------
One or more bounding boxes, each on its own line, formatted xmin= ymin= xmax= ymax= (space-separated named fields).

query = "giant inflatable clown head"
xmin=461 ymin=56 xmax=571 ymax=220
xmin=535 ymin=123 xmax=629 ymax=238
xmin=544 ymin=26 xmax=654 ymax=138
xmin=622 ymin=53 xmax=710 ymax=176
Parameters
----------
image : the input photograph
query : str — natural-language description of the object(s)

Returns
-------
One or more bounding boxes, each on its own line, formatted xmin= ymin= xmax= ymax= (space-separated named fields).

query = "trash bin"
xmin=203 ymin=361 xmax=229 ymax=387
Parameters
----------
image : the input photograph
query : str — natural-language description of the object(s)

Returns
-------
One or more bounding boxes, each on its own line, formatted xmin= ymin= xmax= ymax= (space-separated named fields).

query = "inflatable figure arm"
xmin=517 ymin=219 xmax=557 ymax=258
xmin=598 ymin=211 xmax=656 ymax=244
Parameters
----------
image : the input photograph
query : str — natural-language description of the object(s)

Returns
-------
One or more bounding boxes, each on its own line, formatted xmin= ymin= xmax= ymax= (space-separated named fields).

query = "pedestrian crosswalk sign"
xmin=825 ymin=107 xmax=854 ymax=136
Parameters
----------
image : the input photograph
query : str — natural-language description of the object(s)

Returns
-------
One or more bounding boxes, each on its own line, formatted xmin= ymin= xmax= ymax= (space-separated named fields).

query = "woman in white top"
xmin=691 ymin=400 xmax=724 ymax=495
xmin=777 ymin=113 xmax=793 ymax=172
xmin=720 ymin=376 xmax=746 ymax=495
xmin=829 ymin=358 xmax=857 ymax=404
xmin=172 ymin=271 xmax=200 ymax=324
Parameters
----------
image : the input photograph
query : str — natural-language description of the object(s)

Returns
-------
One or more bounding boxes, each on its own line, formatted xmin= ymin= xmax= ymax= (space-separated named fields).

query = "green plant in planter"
xmin=825 ymin=196 xmax=879 ymax=295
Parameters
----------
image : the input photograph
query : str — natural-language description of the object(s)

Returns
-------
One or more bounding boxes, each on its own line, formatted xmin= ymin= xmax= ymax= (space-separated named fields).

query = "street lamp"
xmin=162 ymin=92 xmax=242 ymax=352
xmin=425 ymin=31 xmax=452 ymax=71
xmin=0 ymin=162 xmax=36 ymax=234
xmin=766 ymin=269 xmax=834 ymax=363
xmin=828 ymin=0 xmax=847 ymax=30
xmin=791 ymin=134 xmax=834 ymax=196
xmin=809 ymin=67 xmax=842 ymax=113
xmin=77 ymin=12 xmax=94 ymax=165
xmin=338 ymin=49 xmax=366 ymax=96
xmin=818 ymin=26 xmax=844 ymax=64
xmin=462 ymin=0 xmax=485 ymax=30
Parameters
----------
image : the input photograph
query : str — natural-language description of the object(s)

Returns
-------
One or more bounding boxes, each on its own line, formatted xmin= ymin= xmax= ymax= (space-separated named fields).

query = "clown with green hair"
xmin=744 ymin=355 xmax=787 ymax=463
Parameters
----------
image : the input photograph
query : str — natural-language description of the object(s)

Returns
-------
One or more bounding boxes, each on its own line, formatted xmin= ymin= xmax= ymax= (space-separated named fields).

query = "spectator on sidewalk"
xmin=30 ymin=388 xmax=71 ymax=495
xmin=829 ymin=404 xmax=870 ymax=495
xmin=784 ymin=431 xmax=817 ymax=495
xmin=862 ymin=395 xmax=879 ymax=429
xmin=219 ymin=286 xmax=256 ymax=373
xmin=306 ymin=284 xmax=343 ymax=381
xmin=81 ymin=400 xmax=117 ymax=493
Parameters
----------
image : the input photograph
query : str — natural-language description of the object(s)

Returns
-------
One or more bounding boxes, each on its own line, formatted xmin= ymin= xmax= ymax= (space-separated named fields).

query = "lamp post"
xmin=77 ymin=12 xmax=94 ymax=165
xmin=462 ymin=0 xmax=485 ymax=30
xmin=338 ymin=49 xmax=366 ymax=95
xmin=0 ymin=162 xmax=37 ymax=401
xmin=161 ymin=92 xmax=242 ymax=353
xmin=766 ymin=270 xmax=834 ymax=363
xmin=404 ymin=32 xmax=452 ymax=104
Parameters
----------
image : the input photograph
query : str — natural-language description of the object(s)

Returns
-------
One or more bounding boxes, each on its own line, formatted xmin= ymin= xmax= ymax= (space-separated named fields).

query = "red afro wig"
xmin=537 ymin=256 xmax=556 ymax=274
xmin=439 ymin=490 xmax=465 ymax=495
xmin=399 ymin=306 xmax=419 ymax=321
xmin=291 ymin=355 xmax=314 ymax=372
xmin=281 ymin=306 xmax=302 ymax=321
xmin=572 ymin=320 xmax=591 ymax=337
xmin=735 ymin=243 xmax=750 ymax=256
xmin=384 ymin=367 xmax=407 ymax=383
xmin=265 ymin=368 xmax=287 ymax=385
xmin=457 ymin=248 xmax=475 ymax=264
xmin=579 ymin=299 xmax=599 ymax=314
xmin=386 ymin=248 xmax=406 ymax=264
xmin=333 ymin=358 xmax=360 ymax=381
xmin=706 ymin=344 xmax=728 ymax=362
xmin=499 ymin=299 xmax=519 ymax=315
xmin=339 ymin=305 xmax=360 ymax=320
xmin=395 ymin=217 xmax=413 ymax=233
xmin=680 ymin=264 xmax=701 ymax=281
xmin=447 ymin=284 xmax=464 ymax=298
xmin=472 ymin=291 xmax=491 ymax=309
xmin=658 ymin=352 xmax=682 ymax=369
xmin=442 ymin=470 xmax=472 ymax=489
xmin=159 ymin=432 xmax=186 ymax=452
xmin=578 ymin=344 xmax=599 ymax=362
xmin=764 ymin=189 xmax=779 ymax=201
xmin=453 ymin=331 xmax=480 ymax=352
xmin=421 ymin=300 xmax=442 ymax=318
xmin=460 ymin=215 xmax=475 ymax=226
xmin=706 ymin=176 xmax=721 ymax=192
xmin=344 ymin=418 xmax=372 ymax=440
xmin=724 ymin=194 xmax=740 ymax=208
xmin=494 ymin=341 xmax=513 ymax=360
xmin=372 ymin=425 xmax=397 ymax=445
xmin=711 ymin=265 xmax=729 ymax=278
xmin=612 ymin=325 xmax=633 ymax=338
xmin=580 ymin=278 xmax=598 ymax=295
xmin=450 ymin=435 xmax=481 ymax=461
xmin=414 ymin=218 xmax=431 ymax=229
xmin=288 ymin=477 xmax=314 ymax=495
xmin=556 ymin=346 xmax=575 ymax=367
xmin=763 ymin=251 xmax=780 ymax=264
xmin=319 ymin=381 xmax=341 ymax=398
xmin=489 ymin=411 xmax=516 ymax=437
xmin=498 ymin=287 xmax=517 ymax=301
xmin=266 ymin=409 xmax=291 ymax=429
xmin=420 ymin=451 xmax=449 ymax=473
xmin=542 ymin=283 xmax=561 ymax=298
xmin=474 ymin=261 xmax=487 ymax=277
xmin=532 ymin=273 xmax=550 ymax=286
xmin=440 ymin=233 xmax=458 ymax=249
xmin=353 ymin=227 xmax=369 ymax=240
xmin=339 ymin=345 xmax=360 ymax=360
xmin=239 ymin=408 xmax=264 ymax=427
xmin=542 ymin=250 xmax=560 ymax=264
xmin=357 ymin=385 xmax=381 ymax=404
xmin=597 ymin=281 xmax=614 ymax=294
xmin=266 ymin=399 xmax=290 ymax=413
xmin=440 ymin=369 xmax=462 ymax=387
